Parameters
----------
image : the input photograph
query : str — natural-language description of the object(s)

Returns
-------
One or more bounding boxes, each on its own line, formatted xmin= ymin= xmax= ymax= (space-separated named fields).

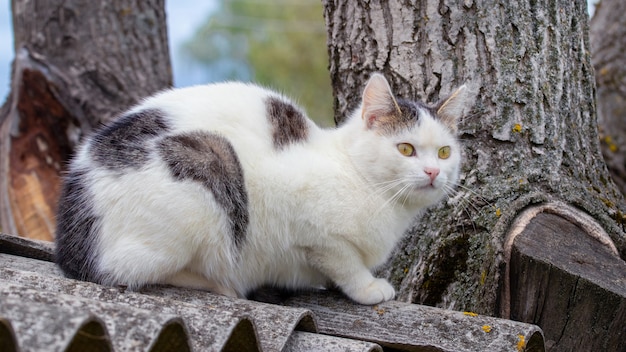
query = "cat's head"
xmin=347 ymin=73 xmax=467 ymax=210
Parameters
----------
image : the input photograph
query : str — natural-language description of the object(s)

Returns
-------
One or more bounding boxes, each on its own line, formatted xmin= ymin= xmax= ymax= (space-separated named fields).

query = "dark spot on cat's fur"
xmin=158 ymin=132 xmax=249 ymax=248
xmin=55 ymin=169 xmax=103 ymax=283
xmin=91 ymin=109 xmax=169 ymax=169
xmin=266 ymin=96 xmax=309 ymax=149
xmin=373 ymin=99 xmax=436 ymax=136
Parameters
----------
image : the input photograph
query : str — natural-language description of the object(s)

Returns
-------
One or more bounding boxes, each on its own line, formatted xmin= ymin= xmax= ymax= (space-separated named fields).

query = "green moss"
xmin=600 ymin=197 xmax=615 ymax=208
xmin=615 ymin=210 xmax=626 ymax=226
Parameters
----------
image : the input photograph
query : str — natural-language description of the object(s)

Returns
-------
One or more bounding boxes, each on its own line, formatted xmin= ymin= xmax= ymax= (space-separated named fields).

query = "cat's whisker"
xmin=446 ymin=188 xmax=482 ymax=215
xmin=441 ymin=182 xmax=482 ymax=235
xmin=367 ymin=178 xmax=406 ymax=203
xmin=378 ymin=180 xmax=409 ymax=209
xmin=398 ymin=182 xmax=415 ymax=208
xmin=367 ymin=177 xmax=415 ymax=220
xmin=450 ymin=182 xmax=494 ymax=207
xmin=445 ymin=182 xmax=494 ymax=214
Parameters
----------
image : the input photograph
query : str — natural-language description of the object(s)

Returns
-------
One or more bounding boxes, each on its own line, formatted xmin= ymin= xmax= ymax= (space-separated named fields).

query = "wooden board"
xmin=510 ymin=212 xmax=626 ymax=351
xmin=255 ymin=289 xmax=545 ymax=352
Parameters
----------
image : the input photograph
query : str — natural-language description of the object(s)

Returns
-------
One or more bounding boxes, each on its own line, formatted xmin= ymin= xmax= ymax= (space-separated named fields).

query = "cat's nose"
xmin=424 ymin=167 xmax=440 ymax=183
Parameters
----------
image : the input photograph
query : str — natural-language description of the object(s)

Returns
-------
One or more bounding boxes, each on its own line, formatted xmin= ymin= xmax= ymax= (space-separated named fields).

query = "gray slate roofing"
xmin=0 ymin=233 xmax=545 ymax=351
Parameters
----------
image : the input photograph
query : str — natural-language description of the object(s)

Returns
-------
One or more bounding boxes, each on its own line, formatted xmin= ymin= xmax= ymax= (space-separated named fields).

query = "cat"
xmin=54 ymin=73 xmax=467 ymax=305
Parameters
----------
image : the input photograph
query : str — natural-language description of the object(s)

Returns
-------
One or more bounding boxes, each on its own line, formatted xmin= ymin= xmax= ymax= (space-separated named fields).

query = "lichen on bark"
xmin=323 ymin=0 xmax=626 ymax=314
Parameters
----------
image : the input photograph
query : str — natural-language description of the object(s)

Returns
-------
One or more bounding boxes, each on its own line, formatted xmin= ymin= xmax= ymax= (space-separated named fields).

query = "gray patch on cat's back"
xmin=266 ymin=96 xmax=309 ymax=149
xmin=55 ymin=169 xmax=103 ymax=283
xmin=158 ymin=132 xmax=249 ymax=248
xmin=91 ymin=109 xmax=169 ymax=170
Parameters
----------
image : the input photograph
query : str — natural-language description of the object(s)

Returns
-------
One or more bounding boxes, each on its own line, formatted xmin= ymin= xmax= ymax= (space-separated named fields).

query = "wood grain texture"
xmin=510 ymin=213 xmax=626 ymax=351
xmin=255 ymin=289 xmax=545 ymax=352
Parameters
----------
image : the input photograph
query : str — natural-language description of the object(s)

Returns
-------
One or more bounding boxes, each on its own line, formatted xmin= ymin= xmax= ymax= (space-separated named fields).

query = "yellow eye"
xmin=438 ymin=146 xmax=451 ymax=159
xmin=397 ymin=143 xmax=415 ymax=157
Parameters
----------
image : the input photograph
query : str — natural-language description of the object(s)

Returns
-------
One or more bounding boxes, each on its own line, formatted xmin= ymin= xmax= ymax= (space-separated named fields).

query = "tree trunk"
xmin=323 ymin=0 xmax=626 ymax=316
xmin=0 ymin=0 xmax=172 ymax=240
xmin=590 ymin=0 xmax=626 ymax=196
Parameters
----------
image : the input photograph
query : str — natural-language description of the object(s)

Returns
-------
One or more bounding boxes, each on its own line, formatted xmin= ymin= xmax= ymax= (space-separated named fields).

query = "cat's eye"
xmin=438 ymin=146 xmax=451 ymax=159
xmin=397 ymin=143 xmax=415 ymax=157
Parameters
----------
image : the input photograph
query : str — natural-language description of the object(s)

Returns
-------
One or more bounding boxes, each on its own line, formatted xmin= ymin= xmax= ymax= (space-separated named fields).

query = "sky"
xmin=0 ymin=0 xmax=600 ymax=104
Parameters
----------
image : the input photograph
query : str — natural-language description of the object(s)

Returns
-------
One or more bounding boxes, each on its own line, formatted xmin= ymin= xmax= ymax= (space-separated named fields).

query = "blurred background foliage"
xmin=182 ymin=0 xmax=334 ymax=126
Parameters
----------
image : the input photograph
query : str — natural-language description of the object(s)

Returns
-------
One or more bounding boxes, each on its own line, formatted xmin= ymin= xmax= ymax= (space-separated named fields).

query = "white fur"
xmin=70 ymin=76 xmax=463 ymax=305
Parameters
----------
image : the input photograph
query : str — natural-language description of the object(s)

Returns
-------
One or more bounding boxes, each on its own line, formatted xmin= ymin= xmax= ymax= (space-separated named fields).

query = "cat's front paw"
xmin=349 ymin=278 xmax=395 ymax=305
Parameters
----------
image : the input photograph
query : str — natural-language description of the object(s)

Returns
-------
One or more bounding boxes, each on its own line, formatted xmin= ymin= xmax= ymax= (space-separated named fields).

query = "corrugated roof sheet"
xmin=0 ymin=233 xmax=545 ymax=351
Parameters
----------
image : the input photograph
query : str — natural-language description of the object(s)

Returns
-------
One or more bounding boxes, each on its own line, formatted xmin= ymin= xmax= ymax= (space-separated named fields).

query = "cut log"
xmin=509 ymin=212 xmax=626 ymax=351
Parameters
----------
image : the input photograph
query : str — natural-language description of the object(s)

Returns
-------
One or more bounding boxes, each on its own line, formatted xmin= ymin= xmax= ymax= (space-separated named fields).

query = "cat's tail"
xmin=54 ymin=168 xmax=104 ymax=284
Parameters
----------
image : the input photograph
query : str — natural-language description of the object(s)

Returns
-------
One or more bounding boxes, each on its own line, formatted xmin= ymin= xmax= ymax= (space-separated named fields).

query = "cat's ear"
xmin=361 ymin=73 xmax=400 ymax=129
xmin=435 ymin=85 xmax=467 ymax=132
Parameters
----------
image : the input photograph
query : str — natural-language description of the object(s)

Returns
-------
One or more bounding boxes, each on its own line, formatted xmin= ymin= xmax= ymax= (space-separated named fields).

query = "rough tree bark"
xmin=323 ymin=0 xmax=626 ymax=319
xmin=590 ymin=0 xmax=626 ymax=196
xmin=0 ymin=0 xmax=172 ymax=240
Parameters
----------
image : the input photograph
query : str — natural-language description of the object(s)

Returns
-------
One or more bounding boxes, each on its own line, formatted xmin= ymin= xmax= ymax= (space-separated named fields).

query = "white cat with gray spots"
xmin=55 ymin=73 xmax=467 ymax=305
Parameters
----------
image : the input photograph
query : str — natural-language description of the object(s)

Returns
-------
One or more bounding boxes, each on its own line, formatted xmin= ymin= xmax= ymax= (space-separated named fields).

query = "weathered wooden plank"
xmin=254 ymin=289 xmax=545 ymax=352
xmin=283 ymin=331 xmax=382 ymax=352
xmin=0 ymin=296 xmax=112 ymax=352
xmin=510 ymin=212 xmax=626 ymax=351
xmin=0 ymin=255 xmax=261 ymax=352
xmin=0 ymin=232 xmax=54 ymax=261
